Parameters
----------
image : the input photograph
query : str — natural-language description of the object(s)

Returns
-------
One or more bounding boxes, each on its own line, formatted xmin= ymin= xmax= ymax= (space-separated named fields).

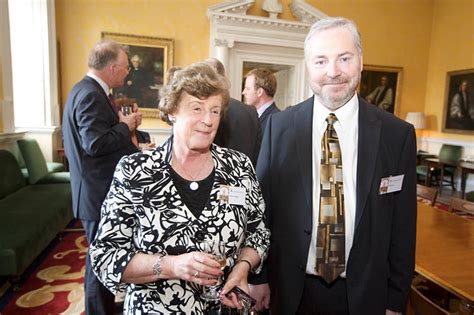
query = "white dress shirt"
xmin=257 ymin=100 xmax=274 ymax=117
xmin=86 ymin=72 xmax=110 ymax=96
xmin=306 ymin=93 xmax=359 ymax=277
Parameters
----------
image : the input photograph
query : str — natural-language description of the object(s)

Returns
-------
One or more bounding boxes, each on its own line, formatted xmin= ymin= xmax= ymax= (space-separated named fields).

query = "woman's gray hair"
xmin=304 ymin=17 xmax=362 ymax=61
xmin=87 ymin=39 xmax=126 ymax=70
xmin=159 ymin=62 xmax=230 ymax=125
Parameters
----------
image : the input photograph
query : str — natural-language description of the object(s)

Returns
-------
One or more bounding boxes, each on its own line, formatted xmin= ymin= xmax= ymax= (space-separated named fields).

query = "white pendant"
xmin=189 ymin=181 xmax=199 ymax=191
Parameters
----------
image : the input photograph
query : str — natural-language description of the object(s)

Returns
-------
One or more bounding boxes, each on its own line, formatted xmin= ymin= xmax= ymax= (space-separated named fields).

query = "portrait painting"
xmin=442 ymin=69 xmax=474 ymax=134
xmin=359 ymin=65 xmax=402 ymax=116
xmin=102 ymin=32 xmax=174 ymax=118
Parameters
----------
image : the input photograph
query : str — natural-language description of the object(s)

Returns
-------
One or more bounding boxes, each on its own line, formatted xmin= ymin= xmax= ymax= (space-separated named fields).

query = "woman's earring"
xmin=169 ymin=116 xmax=176 ymax=124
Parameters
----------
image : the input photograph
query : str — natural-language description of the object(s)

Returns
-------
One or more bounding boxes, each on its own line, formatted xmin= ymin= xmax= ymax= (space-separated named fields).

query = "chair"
xmin=17 ymin=139 xmax=70 ymax=184
xmin=466 ymin=191 xmax=474 ymax=202
xmin=409 ymin=285 xmax=454 ymax=315
xmin=449 ymin=197 xmax=474 ymax=216
xmin=417 ymin=184 xmax=438 ymax=206
xmin=416 ymin=144 xmax=463 ymax=190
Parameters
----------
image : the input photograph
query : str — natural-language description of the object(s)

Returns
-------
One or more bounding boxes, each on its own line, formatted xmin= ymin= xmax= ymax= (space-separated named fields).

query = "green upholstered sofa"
xmin=0 ymin=150 xmax=73 ymax=277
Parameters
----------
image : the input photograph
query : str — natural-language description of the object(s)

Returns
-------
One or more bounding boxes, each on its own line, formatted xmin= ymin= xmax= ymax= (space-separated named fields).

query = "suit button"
xmin=299 ymin=264 xmax=305 ymax=271
xmin=304 ymin=229 xmax=311 ymax=235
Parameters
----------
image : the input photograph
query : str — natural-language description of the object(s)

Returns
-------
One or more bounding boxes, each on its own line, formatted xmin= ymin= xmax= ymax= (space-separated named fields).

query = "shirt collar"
xmin=257 ymin=100 xmax=274 ymax=117
xmin=86 ymin=72 xmax=110 ymax=96
xmin=313 ymin=93 xmax=358 ymax=132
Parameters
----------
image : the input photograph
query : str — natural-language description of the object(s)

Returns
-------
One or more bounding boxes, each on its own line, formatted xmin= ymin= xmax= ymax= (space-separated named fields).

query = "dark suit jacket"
xmin=214 ymin=98 xmax=262 ymax=166
xmin=256 ymin=96 xmax=417 ymax=314
xmin=62 ymin=76 xmax=139 ymax=221
xmin=259 ymin=102 xmax=280 ymax=133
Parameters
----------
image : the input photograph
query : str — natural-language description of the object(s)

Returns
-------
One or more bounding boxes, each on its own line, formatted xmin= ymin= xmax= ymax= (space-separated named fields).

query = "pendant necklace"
xmin=173 ymin=152 xmax=211 ymax=191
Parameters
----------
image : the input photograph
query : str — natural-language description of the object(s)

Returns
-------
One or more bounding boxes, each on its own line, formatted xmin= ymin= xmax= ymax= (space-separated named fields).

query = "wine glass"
xmin=200 ymin=240 xmax=226 ymax=301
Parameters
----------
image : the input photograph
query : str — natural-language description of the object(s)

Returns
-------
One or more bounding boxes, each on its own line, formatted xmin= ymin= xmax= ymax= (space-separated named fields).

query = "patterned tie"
xmin=315 ymin=113 xmax=345 ymax=283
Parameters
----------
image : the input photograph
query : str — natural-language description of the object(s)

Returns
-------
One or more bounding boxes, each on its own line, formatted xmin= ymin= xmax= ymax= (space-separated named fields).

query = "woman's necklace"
xmin=172 ymin=152 xmax=211 ymax=191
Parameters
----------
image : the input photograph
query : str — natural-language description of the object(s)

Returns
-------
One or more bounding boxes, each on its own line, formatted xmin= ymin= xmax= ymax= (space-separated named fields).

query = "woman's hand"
xmin=166 ymin=252 xmax=223 ymax=286
xmin=219 ymin=261 xmax=251 ymax=309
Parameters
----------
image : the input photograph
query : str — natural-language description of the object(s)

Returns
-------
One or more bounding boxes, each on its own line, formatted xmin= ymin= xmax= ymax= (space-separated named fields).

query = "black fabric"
xmin=214 ymin=98 xmax=262 ymax=167
xmin=81 ymin=219 xmax=115 ymax=315
xmin=297 ymin=275 xmax=348 ymax=315
xmin=169 ymin=166 xmax=215 ymax=218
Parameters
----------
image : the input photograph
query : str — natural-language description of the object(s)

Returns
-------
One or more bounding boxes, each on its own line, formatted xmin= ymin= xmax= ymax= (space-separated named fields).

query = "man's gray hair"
xmin=87 ymin=39 xmax=126 ymax=70
xmin=304 ymin=17 xmax=362 ymax=61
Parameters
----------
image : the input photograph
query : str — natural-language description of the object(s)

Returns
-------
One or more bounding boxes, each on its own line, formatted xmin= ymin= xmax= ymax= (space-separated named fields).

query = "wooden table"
xmin=460 ymin=161 xmax=474 ymax=199
xmin=416 ymin=202 xmax=474 ymax=311
xmin=424 ymin=158 xmax=458 ymax=189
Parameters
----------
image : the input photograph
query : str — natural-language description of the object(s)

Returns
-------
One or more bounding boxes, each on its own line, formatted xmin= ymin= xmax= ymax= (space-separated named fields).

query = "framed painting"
xmin=102 ymin=32 xmax=174 ymax=118
xmin=442 ymin=69 xmax=474 ymax=134
xmin=359 ymin=65 xmax=402 ymax=115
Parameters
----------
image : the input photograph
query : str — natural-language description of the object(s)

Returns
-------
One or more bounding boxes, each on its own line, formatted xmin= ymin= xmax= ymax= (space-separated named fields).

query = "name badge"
xmin=218 ymin=185 xmax=246 ymax=206
xmin=379 ymin=175 xmax=404 ymax=195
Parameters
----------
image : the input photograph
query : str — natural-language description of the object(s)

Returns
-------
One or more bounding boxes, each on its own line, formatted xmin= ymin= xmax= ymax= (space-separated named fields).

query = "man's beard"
xmin=314 ymin=75 xmax=360 ymax=110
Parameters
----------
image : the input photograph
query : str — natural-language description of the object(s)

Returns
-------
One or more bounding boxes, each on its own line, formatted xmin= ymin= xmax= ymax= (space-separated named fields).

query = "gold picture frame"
xmin=102 ymin=32 xmax=174 ymax=118
xmin=359 ymin=65 xmax=403 ymax=116
xmin=442 ymin=68 xmax=474 ymax=134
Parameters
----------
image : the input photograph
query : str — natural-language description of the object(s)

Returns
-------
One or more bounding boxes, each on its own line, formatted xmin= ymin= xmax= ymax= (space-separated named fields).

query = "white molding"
xmin=15 ymin=126 xmax=60 ymax=135
xmin=0 ymin=131 xmax=25 ymax=143
xmin=289 ymin=0 xmax=327 ymax=24
xmin=420 ymin=136 xmax=474 ymax=149
xmin=208 ymin=0 xmax=326 ymax=105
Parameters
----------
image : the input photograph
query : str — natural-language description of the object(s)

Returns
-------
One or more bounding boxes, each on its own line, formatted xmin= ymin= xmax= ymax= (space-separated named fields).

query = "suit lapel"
xmin=294 ymin=97 xmax=314 ymax=211
xmin=355 ymin=97 xmax=381 ymax=230
xmin=83 ymin=76 xmax=118 ymax=118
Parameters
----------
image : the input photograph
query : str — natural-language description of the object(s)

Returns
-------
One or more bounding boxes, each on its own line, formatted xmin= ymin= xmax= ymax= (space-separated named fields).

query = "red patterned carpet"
xmin=0 ymin=228 xmax=86 ymax=315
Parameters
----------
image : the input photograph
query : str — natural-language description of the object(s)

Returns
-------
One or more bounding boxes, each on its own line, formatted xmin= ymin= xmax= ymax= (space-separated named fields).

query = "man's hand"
xmin=249 ymin=283 xmax=270 ymax=311
xmin=118 ymin=111 xmax=141 ymax=132
xmin=385 ymin=309 xmax=402 ymax=315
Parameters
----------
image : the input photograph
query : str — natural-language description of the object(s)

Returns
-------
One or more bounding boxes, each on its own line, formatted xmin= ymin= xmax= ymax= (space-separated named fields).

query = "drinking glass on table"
xmin=200 ymin=239 xmax=226 ymax=301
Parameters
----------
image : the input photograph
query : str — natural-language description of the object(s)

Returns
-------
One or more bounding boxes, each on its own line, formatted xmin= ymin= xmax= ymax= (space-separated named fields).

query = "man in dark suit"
xmin=251 ymin=17 xmax=416 ymax=314
xmin=242 ymin=67 xmax=280 ymax=132
xmin=62 ymin=39 xmax=142 ymax=315
xmin=206 ymin=58 xmax=262 ymax=166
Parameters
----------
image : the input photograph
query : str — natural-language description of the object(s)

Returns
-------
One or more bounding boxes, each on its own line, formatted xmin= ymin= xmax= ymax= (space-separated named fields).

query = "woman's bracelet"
xmin=236 ymin=259 xmax=253 ymax=273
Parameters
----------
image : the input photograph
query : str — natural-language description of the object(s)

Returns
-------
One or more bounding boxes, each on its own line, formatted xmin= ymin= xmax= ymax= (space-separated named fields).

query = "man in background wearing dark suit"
xmin=206 ymin=58 xmax=262 ymax=166
xmin=252 ymin=17 xmax=416 ymax=314
xmin=62 ymin=39 xmax=142 ymax=315
xmin=242 ymin=67 xmax=280 ymax=133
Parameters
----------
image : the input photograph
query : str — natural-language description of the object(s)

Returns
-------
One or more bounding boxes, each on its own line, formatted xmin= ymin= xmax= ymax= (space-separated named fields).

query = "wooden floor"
xmin=436 ymin=186 xmax=463 ymax=205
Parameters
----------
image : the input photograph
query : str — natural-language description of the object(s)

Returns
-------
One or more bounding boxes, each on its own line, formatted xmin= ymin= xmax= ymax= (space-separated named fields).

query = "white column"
xmin=214 ymin=38 xmax=234 ymax=74
xmin=1 ymin=0 xmax=15 ymax=133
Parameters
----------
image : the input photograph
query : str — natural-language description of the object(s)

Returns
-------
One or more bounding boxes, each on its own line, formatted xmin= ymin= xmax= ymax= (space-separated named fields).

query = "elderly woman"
xmin=90 ymin=62 xmax=270 ymax=314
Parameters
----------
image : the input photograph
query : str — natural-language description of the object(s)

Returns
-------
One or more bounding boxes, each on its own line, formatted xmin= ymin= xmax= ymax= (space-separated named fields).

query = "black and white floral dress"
xmin=90 ymin=138 xmax=270 ymax=314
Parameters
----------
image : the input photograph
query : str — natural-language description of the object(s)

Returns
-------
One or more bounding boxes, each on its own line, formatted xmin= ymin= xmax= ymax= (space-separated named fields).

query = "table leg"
xmin=439 ymin=164 xmax=445 ymax=192
xmin=461 ymin=170 xmax=467 ymax=199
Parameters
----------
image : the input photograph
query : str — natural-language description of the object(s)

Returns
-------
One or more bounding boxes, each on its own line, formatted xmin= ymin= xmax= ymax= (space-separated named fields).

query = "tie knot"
xmin=326 ymin=114 xmax=338 ymax=126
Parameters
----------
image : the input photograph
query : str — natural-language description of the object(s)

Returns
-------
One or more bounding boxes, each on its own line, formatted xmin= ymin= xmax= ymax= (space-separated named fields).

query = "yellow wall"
xmin=56 ymin=0 xmax=223 ymax=128
xmin=55 ymin=0 xmax=471 ymax=141
xmin=423 ymin=0 xmax=474 ymax=142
